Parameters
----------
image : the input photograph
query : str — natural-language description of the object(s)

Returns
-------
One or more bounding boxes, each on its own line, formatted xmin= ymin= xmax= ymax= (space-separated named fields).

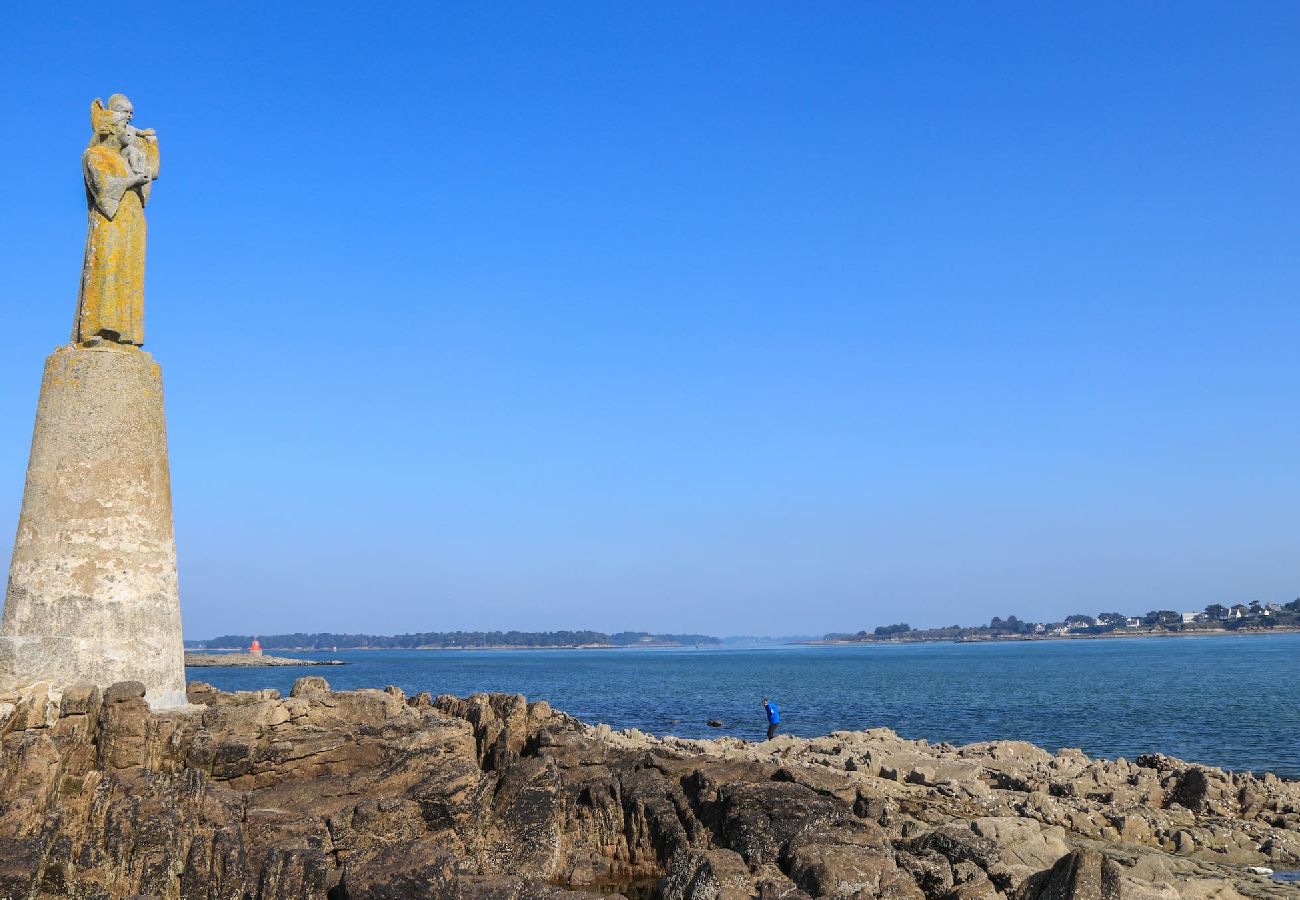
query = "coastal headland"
xmin=0 ymin=679 xmax=1294 ymax=898
xmin=810 ymin=625 xmax=1300 ymax=647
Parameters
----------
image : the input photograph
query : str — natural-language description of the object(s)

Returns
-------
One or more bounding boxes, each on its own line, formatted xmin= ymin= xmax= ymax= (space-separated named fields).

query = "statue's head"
xmin=89 ymin=95 xmax=135 ymax=148
xmin=107 ymin=94 xmax=134 ymax=123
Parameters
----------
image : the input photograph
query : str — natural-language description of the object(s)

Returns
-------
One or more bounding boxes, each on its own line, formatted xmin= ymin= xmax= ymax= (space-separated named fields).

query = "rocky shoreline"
xmin=0 ymin=677 xmax=1296 ymax=898
xmin=184 ymin=653 xmax=346 ymax=667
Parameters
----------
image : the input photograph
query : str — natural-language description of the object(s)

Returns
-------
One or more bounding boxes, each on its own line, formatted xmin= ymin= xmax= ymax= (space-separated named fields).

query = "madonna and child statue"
xmin=0 ymin=94 xmax=187 ymax=708
xmin=75 ymin=93 xmax=160 ymax=347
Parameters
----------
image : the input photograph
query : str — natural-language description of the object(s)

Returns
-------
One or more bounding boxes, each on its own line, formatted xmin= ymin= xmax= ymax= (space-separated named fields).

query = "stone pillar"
xmin=0 ymin=345 xmax=186 ymax=708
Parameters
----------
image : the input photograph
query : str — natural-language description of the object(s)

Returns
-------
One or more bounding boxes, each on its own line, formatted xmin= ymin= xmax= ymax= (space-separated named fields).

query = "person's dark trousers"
xmin=767 ymin=723 xmax=779 ymax=740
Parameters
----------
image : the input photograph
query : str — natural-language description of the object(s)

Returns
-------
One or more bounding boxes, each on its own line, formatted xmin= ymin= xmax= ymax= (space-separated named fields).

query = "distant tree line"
xmin=873 ymin=623 xmax=912 ymax=636
xmin=186 ymin=630 xmax=721 ymax=650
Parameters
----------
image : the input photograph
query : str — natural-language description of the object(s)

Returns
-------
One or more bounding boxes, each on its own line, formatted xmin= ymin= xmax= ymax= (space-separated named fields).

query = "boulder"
xmin=103 ymin=680 xmax=147 ymax=703
xmin=908 ymin=824 xmax=1001 ymax=871
xmin=289 ymin=676 xmax=331 ymax=700
xmin=59 ymin=682 xmax=101 ymax=717
xmin=662 ymin=849 xmax=753 ymax=900
xmin=1020 ymin=849 xmax=1122 ymax=900
xmin=969 ymin=817 xmax=1069 ymax=889
xmin=1168 ymin=768 xmax=1217 ymax=814
xmin=95 ymin=680 xmax=151 ymax=769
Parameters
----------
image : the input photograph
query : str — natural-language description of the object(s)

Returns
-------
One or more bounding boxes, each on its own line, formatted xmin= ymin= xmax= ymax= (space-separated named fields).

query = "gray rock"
xmin=289 ymin=676 xmax=331 ymax=700
xmin=104 ymin=680 xmax=146 ymax=704
xmin=59 ymin=683 xmax=102 ymax=717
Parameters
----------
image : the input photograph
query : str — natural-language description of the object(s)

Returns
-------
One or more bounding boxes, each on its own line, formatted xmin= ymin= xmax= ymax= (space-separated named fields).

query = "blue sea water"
xmin=189 ymin=633 xmax=1300 ymax=778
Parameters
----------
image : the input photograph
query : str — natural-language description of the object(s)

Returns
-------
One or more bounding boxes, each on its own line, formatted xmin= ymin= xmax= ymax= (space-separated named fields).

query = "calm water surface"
xmin=189 ymin=634 xmax=1300 ymax=778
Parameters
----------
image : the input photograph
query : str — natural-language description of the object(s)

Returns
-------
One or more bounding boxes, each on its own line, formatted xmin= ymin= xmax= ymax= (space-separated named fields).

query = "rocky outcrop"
xmin=0 ymin=679 xmax=1295 ymax=899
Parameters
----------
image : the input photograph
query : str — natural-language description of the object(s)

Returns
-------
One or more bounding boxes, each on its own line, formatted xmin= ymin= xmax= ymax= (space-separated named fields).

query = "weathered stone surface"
xmin=0 ymin=682 xmax=1292 ymax=898
xmin=0 ymin=345 xmax=185 ymax=708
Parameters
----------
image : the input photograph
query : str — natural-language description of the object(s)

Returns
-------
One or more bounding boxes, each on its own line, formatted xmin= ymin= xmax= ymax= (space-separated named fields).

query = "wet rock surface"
xmin=0 ymin=678 xmax=1295 ymax=899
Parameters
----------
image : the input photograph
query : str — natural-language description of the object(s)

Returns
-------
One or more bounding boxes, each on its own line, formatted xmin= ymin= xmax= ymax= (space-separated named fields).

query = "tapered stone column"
xmin=0 ymin=345 xmax=186 ymax=708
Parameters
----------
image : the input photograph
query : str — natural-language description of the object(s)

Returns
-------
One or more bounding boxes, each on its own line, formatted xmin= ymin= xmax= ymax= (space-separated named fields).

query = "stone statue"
xmin=0 ymin=94 xmax=185 ymax=708
xmin=73 ymin=94 xmax=159 ymax=347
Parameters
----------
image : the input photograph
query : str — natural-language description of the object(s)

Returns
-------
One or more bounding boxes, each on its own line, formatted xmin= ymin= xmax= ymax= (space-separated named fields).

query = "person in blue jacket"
xmin=762 ymin=698 xmax=780 ymax=740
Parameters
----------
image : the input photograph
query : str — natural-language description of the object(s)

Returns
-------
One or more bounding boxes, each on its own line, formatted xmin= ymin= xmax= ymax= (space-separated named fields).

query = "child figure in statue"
xmin=119 ymin=125 xmax=156 ymax=178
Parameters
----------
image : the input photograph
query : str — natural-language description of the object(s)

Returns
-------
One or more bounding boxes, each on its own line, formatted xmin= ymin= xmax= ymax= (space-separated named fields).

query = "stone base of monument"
xmin=0 ymin=345 xmax=186 ymax=708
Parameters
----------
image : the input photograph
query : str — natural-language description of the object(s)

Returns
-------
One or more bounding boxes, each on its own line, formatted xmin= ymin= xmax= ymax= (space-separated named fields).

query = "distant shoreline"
xmin=185 ymin=625 xmax=1300 ymax=654
xmin=805 ymin=624 xmax=1300 ymax=647
xmin=183 ymin=642 xmax=716 ymax=653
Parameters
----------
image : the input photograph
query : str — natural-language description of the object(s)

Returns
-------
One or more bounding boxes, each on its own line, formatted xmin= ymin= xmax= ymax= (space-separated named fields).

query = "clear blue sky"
xmin=4 ymin=4 xmax=1299 ymax=638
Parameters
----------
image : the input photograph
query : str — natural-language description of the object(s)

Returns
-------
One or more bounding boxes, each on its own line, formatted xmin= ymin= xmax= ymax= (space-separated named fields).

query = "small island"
xmin=184 ymin=653 xmax=345 ymax=667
